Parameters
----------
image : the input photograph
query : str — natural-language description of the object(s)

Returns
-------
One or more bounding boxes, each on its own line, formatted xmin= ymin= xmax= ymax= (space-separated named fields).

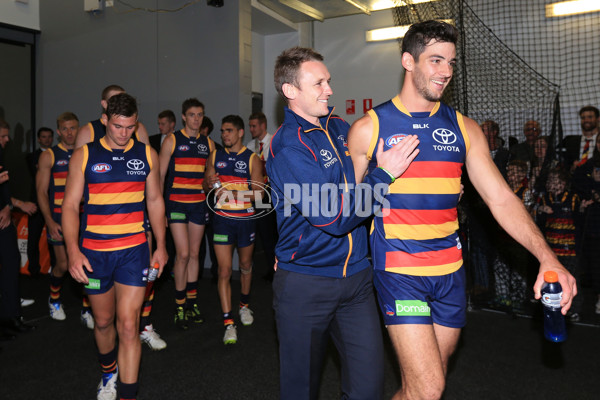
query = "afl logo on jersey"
xmin=385 ymin=134 xmax=407 ymax=147
xmin=197 ymin=144 xmax=208 ymax=152
xmin=127 ymin=159 xmax=145 ymax=170
xmin=56 ymin=160 xmax=68 ymax=166
xmin=92 ymin=163 xmax=112 ymax=173
xmin=178 ymin=145 xmax=190 ymax=151
xmin=235 ymin=161 xmax=247 ymax=170
xmin=216 ymin=161 xmax=227 ymax=169
xmin=432 ymin=128 xmax=456 ymax=144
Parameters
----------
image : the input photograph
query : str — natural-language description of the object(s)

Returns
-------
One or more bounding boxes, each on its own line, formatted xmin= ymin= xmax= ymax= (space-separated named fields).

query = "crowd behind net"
xmin=392 ymin=0 xmax=600 ymax=322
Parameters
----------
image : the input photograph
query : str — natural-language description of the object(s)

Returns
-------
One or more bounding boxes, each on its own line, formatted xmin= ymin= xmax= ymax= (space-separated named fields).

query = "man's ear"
xmin=401 ymin=52 xmax=414 ymax=72
xmin=101 ymin=114 xmax=108 ymax=125
xmin=282 ymin=83 xmax=297 ymax=100
xmin=100 ymin=99 xmax=108 ymax=112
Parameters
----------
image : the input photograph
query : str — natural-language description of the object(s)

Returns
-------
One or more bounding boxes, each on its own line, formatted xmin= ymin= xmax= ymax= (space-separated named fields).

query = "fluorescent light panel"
xmin=546 ymin=0 xmax=600 ymax=17
xmin=366 ymin=19 xmax=452 ymax=42
xmin=371 ymin=0 xmax=436 ymax=12
xmin=279 ymin=0 xmax=324 ymax=22
xmin=344 ymin=0 xmax=370 ymax=15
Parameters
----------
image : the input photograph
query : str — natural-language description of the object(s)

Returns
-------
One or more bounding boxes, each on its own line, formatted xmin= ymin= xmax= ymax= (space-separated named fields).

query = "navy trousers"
xmin=273 ymin=267 xmax=384 ymax=400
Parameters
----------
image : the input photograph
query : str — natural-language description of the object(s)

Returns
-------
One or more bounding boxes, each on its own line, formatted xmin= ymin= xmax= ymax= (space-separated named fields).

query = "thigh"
xmin=187 ymin=222 xmax=205 ymax=255
xmin=169 ymin=222 xmax=190 ymax=255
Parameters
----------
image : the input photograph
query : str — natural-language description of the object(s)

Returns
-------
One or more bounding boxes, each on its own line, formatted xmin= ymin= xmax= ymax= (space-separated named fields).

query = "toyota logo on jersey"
xmin=127 ymin=159 xmax=145 ymax=170
xmin=432 ymin=128 xmax=457 ymax=144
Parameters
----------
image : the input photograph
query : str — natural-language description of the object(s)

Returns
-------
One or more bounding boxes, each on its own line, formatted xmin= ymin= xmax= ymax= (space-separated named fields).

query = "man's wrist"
xmin=377 ymin=166 xmax=395 ymax=183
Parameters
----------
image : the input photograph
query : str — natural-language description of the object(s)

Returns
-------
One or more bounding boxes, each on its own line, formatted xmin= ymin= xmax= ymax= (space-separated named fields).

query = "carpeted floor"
xmin=1 ymin=261 xmax=598 ymax=400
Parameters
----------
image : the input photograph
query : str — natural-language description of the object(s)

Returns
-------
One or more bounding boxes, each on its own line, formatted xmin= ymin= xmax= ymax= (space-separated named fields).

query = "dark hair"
xmin=249 ymin=112 xmax=267 ymax=127
xmin=508 ymin=159 xmax=528 ymax=173
xmin=0 ymin=118 xmax=10 ymax=130
xmin=200 ymin=116 xmax=214 ymax=135
xmin=274 ymin=47 xmax=324 ymax=99
xmin=56 ymin=112 xmax=79 ymax=128
xmin=481 ymin=120 xmax=499 ymax=134
xmin=37 ymin=127 xmax=53 ymax=138
xmin=181 ymin=98 xmax=204 ymax=115
xmin=158 ymin=109 xmax=176 ymax=123
xmin=101 ymin=84 xmax=125 ymax=101
xmin=222 ymin=115 xmax=244 ymax=131
xmin=401 ymin=20 xmax=459 ymax=61
xmin=579 ymin=105 xmax=599 ymax=119
xmin=105 ymin=93 xmax=138 ymax=120
xmin=547 ymin=167 xmax=569 ymax=184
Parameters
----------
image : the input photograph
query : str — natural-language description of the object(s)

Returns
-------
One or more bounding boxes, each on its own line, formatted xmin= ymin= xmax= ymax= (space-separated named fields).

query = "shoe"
xmin=48 ymin=299 xmax=66 ymax=321
xmin=174 ymin=306 xmax=188 ymax=330
xmin=20 ymin=298 xmax=35 ymax=307
xmin=80 ymin=310 xmax=95 ymax=330
xmin=185 ymin=304 xmax=204 ymax=324
xmin=595 ymin=299 xmax=600 ymax=314
xmin=569 ymin=313 xmax=580 ymax=322
xmin=140 ymin=324 xmax=167 ymax=351
xmin=97 ymin=367 xmax=118 ymax=400
xmin=0 ymin=317 xmax=36 ymax=333
xmin=223 ymin=324 xmax=237 ymax=345
xmin=239 ymin=305 xmax=254 ymax=326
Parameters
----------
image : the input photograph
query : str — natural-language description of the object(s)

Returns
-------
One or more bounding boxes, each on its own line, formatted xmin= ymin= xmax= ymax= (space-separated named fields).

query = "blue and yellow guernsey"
xmin=367 ymin=96 xmax=470 ymax=276
xmin=165 ymin=129 xmax=215 ymax=204
xmin=48 ymin=143 xmax=73 ymax=222
xmin=80 ymin=137 xmax=151 ymax=252
xmin=211 ymin=146 xmax=257 ymax=218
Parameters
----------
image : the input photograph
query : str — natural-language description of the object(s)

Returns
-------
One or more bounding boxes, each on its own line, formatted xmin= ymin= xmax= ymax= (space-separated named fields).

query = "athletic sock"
xmin=239 ymin=293 xmax=250 ymax=309
xmin=98 ymin=348 xmax=117 ymax=375
xmin=175 ymin=289 xmax=186 ymax=308
xmin=119 ymin=381 xmax=138 ymax=400
xmin=82 ymin=295 xmax=92 ymax=312
xmin=49 ymin=273 xmax=65 ymax=302
xmin=139 ymin=287 xmax=154 ymax=331
xmin=185 ymin=281 xmax=198 ymax=309
xmin=223 ymin=312 xmax=234 ymax=326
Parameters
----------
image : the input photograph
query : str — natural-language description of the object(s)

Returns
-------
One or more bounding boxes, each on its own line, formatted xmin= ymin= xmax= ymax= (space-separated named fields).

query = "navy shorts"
xmin=373 ymin=267 xmax=466 ymax=328
xmin=166 ymin=201 xmax=209 ymax=225
xmin=212 ymin=213 xmax=255 ymax=247
xmin=82 ymin=242 xmax=150 ymax=295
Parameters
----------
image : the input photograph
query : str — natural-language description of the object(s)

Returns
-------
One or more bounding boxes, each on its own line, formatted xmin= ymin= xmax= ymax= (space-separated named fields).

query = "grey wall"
xmin=37 ymin=0 xmax=247 ymax=140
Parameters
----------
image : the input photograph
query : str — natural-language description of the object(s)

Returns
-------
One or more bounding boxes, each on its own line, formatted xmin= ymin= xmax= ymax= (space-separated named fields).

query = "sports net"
xmin=392 ymin=0 xmax=600 ymax=323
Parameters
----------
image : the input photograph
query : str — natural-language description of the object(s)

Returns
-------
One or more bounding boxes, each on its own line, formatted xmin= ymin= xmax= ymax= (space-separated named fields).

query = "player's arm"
xmin=135 ymin=121 xmax=150 ymax=145
xmin=75 ymin=123 xmax=92 ymax=148
xmin=158 ymin=133 xmax=174 ymax=195
xmin=348 ymin=113 xmax=420 ymax=184
xmin=203 ymin=151 xmax=218 ymax=193
xmin=36 ymin=150 xmax=61 ymax=240
xmin=464 ymin=116 xmax=576 ymax=313
xmin=62 ymin=147 xmax=92 ymax=284
xmin=146 ymin=148 xmax=168 ymax=275
xmin=247 ymin=153 xmax=265 ymax=201
xmin=10 ymin=197 xmax=37 ymax=215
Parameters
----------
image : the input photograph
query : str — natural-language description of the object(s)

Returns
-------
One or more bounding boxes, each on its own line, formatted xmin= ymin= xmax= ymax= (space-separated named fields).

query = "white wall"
xmin=0 ymin=0 xmax=39 ymax=31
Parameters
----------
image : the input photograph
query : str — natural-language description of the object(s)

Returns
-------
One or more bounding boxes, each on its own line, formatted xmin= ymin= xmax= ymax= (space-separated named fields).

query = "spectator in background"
xmin=579 ymin=159 xmax=600 ymax=316
xmin=560 ymin=106 xmax=599 ymax=171
xmin=529 ymin=136 xmax=559 ymax=198
xmin=510 ymin=120 xmax=541 ymax=165
xmin=150 ymin=110 xmax=176 ymax=154
xmin=481 ymin=120 xmax=510 ymax=178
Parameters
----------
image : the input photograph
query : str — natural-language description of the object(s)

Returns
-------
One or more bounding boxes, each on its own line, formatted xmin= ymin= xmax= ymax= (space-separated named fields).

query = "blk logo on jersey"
xmin=56 ymin=160 xmax=68 ymax=166
xmin=216 ymin=161 xmax=227 ymax=169
xmin=413 ymin=123 xmax=429 ymax=129
xmin=385 ymin=134 xmax=407 ymax=148
xmin=178 ymin=145 xmax=190 ymax=151
xmin=432 ymin=128 xmax=460 ymax=152
xmin=91 ymin=163 xmax=111 ymax=173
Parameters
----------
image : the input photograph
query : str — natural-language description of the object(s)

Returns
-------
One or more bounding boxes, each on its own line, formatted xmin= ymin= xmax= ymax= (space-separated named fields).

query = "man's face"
xmin=507 ymin=165 xmax=526 ymax=188
xmin=546 ymin=173 xmax=566 ymax=196
xmin=409 ymin=40 xmax=456 ymax=102
xmin=221 ymin=122 xmax=243 ymax=149
xmin=249 ymin=119 xmax=266 ymax=140
xmin=57 ymin=120 xmax=78 ymax=147
xmin=182 ymin=107 xmax=204 ymax=131
xmin=580 ymin=111 xmax=599 ymax=134
xmin=0 ymin=128 xmax=9 ymax=149
xmin=158 ymin=117 xmax=175 ymax=135
xmin=481 ymin=122 xmax=498 ymax=150
xmin=523 ymin=121 xmax=540 ymax=144
xmin=104 ymin=114 xmax=138 ymax=147
xmin=290 ymin=61 xmax=332 ymax=122
xmin=38 ymin=130 xmax=54 ymax=148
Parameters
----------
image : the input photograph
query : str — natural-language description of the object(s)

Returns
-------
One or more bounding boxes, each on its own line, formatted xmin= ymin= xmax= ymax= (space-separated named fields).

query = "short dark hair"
xmin=508 ymin=160 xmax=528 ymax=173
xmin=222 ymin=115 xmax=244 ymax=131
xmin=249 ymin=112 xmax=267 ymax=127
xmin=0 ymin=118 xmax=10 ymax=130
xmin=200 ymin=116 xmax=214 ymax=135
xmin=37 ymin=127 xmax=53 ymax=138
xmin=482 ymin=120 xmax=499 ymax=134
xmin=158 ymin=109 xmax=176 ymax=123
xmin=105 ymin=93 xmax=138 ymax=120
xmin=401 ymin=20 xmax=459 ymax=62
xmin=579 ymin=105 xmax=599 ymax=119
xmin=56 ymin=112 xmax=79 ymax=128
xmin=182 ymin=98 xmax=204 ymax=115
xmin=101 ymin=84 xmax=125 ymax=101
xmin=547 ymin=167 xmax=569 ymax=184
xmin=274 ymin=47 xmax=324 ymax=99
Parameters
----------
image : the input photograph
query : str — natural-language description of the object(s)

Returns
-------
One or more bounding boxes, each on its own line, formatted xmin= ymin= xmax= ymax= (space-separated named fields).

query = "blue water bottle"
xmin=541 ymin=271 xmax=567 ymax=342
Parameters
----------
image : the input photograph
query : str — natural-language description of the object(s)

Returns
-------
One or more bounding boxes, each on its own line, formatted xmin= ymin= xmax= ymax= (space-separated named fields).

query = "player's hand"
xmin=68 ymin=250 xmax=93 ymax=285
xmin=150 ymin=246 xmax=169 ymax=278
xmin=375 ymin=136 xmax=419 ymax=179
xmin=0 ymin=169 xmax=8 ymax=184
xmin=0 ymin=205 xmax=10 ymax=229
xmin=19 ymin=201 xmax=37 ymax=215
xmin=47 ymin=220 xmax=63 ymax=241
xmin=533 ymin=259 xmax=577 ymax=315
xmin=538 ymin=205 xmax=553 ymax=214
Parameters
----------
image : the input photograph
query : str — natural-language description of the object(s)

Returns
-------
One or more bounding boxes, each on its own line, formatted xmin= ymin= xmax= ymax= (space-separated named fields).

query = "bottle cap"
xmin=544 ymin=271 xmax=558 ymax=283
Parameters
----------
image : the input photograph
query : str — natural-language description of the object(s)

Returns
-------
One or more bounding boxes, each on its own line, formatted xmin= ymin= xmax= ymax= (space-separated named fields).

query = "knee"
xmin=176 ymin=251 xmax=190 ymax=265
xmin=239 ymin=262 xmax=252 ymax=276
xmin=116 ymin=316 xmax=139 ymax=342
xmin=218 ymin=265 xmax=232 ymax=280
xmin=94 ymin=314 xmax=115 ymax=332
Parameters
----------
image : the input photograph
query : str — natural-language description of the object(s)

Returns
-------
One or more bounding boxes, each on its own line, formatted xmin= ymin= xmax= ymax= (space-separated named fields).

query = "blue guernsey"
xmin=266 ymin=107 xmax=392 ymax=278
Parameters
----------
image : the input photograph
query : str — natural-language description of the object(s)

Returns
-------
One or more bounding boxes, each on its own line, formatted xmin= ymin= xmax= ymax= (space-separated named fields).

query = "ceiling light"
xmin=546 ymin=0 xmax=600 ymax=17
xmin=371 ymin=0 xmax=436 ymax=12
xmin=279 ymin=0 xmax=324 ymax=22
xmin=343 ymin=0 xmax=370 ymax=15
xmin=366 ymin=25 xmax=410 ymax=42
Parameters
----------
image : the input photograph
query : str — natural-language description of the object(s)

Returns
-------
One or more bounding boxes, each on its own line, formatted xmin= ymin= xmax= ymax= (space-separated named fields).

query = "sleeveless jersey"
xmin=212 ymin=147 xmax=257 ymax=218
xmin=88 ymin=118 xmax=142 ymax=143
xmin=165 ymin=129 xmax=214 ymax=203
xmin=367 ymin=97 xmax=470 ymax=276
xmin=539 ymin=191 xmax=579 ymax=257
xmin=47 ymin=143 xmax=73 ymax=222
xmin=80 ymin=137 xmax=151 ymax=251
